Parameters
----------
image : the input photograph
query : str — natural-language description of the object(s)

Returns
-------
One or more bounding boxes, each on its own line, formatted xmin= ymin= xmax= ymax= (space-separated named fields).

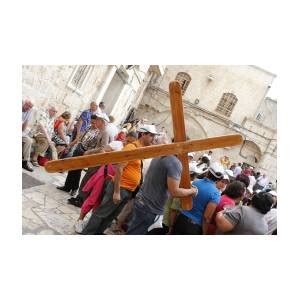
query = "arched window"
xmin=175 ymin=72 xmax=191 ymax=95
xmin=216 ymin=92 xmax=238 ymax=117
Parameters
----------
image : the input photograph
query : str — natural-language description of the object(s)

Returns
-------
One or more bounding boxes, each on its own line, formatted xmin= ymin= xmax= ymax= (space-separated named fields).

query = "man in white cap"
xmin=81 ymin=124 xmax=159 ymax=234
xmin=126 ymin=152 xmax=197 ymax=235
xmin=137 ymin=124 xmax=159 ymax=135
xmin=173 ymin=162 xmax=224 ymax=235
xmin=57 ymin=112 xmax=109 ymax=196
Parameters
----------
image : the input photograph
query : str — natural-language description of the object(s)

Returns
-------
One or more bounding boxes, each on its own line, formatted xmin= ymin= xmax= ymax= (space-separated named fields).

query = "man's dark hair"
xmin=200 ymin=156 xmax=210 ymax=165
xmin=127 ymin=131 xmax=138 ymax=139
xmin=61 ymin=111 xmax=71 ymax=120
xmin=235 ymin=174 xmax=250 ymax=188
xmin=252 ymin=192 xmax=273 ymax=214
xmin=91 ymin=114 xmax=97 ymax=120
xmin=222 ymin=181 xmax=245 ymax=199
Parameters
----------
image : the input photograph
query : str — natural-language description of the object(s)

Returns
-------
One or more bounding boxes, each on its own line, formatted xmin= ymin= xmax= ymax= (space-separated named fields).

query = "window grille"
xmin=175 ymin=72 xmax=191 ymax=95
xmin=216 ymin=93 xmax=238 ymax=117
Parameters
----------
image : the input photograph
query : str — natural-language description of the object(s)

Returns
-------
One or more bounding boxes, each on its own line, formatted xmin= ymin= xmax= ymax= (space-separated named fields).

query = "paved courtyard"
xmin=22 ymin=165 xmax=86 ymax=235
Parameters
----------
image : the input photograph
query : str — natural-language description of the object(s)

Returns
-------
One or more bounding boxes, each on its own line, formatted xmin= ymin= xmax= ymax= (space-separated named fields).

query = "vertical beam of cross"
xmin=169 ymin=81 xmax=193 ymax=210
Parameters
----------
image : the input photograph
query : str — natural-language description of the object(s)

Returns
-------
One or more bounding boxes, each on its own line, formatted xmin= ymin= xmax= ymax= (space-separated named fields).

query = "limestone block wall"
xmin=136 ymin=87 xmax=242 ymax=162
xmin=256 ymin=97 xmax=277 ymax=130
xmin=22 ymin=65 xmax=110 ymax=124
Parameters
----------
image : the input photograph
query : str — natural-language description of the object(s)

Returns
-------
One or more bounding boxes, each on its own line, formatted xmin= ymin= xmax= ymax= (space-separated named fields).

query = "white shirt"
xmin=233 ymin=166 xmax=242 ymax=177
xmin=264 ymin=209 xmax=277 ymax=234
xmin=257 ymin=176 xmax=268 ymax=187
xmin=248 ymin=175 xmax=257 ymax=189
xmin=106 ymin=122 xmax=119 ymax=142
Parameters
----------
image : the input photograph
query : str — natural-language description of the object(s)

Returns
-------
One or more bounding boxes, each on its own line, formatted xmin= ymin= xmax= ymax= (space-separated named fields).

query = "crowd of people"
xmin=22 ymin=98 xmax=277 ymax=235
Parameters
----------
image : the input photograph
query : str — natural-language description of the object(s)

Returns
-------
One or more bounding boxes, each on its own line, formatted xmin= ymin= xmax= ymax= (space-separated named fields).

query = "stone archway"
xmin=240 ymin=140 xmax=262 ymax=165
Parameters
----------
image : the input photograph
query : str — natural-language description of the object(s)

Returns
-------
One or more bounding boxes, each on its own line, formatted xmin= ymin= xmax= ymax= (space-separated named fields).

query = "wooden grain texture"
xmin=169 ymin=80 xmax=192 ymax=210
xmin=45 ymin=134 xmax=243 ymax=173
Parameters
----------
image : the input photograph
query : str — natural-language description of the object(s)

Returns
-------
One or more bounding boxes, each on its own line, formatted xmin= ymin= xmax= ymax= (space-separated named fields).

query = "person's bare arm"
xmin=202 ymin=202 xmax=217 ymax=234
xmin=215 ymin=211 xmax=235 ymax=233
xmin=57 ymin=123 xmax=68 ymax=144
xmin=112 ymin=163 xmax=126 ymax=204
xmin=84 ymin=131 xmax=109 ymax=155
xmin=75 ymin=118 xmax=83 ymax=140
xmin=167 ymin=177 xmax=196 ymax=198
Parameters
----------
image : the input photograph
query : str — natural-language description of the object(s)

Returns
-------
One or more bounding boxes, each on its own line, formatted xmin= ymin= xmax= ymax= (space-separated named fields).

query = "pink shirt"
xmin=207 ymin=194 xmax=235 ymax=234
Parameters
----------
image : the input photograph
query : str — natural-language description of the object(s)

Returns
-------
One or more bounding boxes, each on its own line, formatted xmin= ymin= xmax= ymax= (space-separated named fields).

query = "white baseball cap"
xmin=222 ymin=174 xmax=230 ymax=182
xmin=137 ymin=124 xmax=159 ymax=135
xmin=208 ymin=162 xmax=224 ymax=179
xmin=94 ymin=112 xmax=109 ymax=122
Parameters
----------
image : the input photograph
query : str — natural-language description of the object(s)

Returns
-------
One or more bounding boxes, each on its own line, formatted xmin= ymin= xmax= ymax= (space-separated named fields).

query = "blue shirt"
xmin=79 ymin=109 xmax=93 ymax=133
xmin=181 ymin=178 xmax=220 ymax=224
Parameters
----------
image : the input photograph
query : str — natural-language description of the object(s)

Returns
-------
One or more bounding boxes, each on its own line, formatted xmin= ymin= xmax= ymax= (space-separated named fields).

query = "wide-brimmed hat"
xmin=137 ymin=124 xmax=159 ymax=135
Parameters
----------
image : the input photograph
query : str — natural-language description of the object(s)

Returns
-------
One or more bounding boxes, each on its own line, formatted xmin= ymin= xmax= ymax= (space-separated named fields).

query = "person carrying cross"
xmin=126 ymin=153 xmax=197 ymax=235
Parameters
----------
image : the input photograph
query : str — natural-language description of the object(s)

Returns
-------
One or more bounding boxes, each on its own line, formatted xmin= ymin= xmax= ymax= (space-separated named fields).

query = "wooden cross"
xmin=45 ymin=81 xmax=243 ymax=210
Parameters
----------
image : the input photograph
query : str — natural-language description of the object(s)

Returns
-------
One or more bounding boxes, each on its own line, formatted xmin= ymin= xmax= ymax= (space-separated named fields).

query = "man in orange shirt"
xmin=81 ymin=125 xmax=158 ymax=234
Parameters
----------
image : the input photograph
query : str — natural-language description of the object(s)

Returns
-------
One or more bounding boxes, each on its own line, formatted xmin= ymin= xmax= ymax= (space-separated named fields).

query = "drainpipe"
xmin=254 ymin=75 xmax=275 ymax=119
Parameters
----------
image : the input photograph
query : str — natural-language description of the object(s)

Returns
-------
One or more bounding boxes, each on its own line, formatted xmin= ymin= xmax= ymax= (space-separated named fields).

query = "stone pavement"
xmin=22 ymin=165 xmax=85 ymax=235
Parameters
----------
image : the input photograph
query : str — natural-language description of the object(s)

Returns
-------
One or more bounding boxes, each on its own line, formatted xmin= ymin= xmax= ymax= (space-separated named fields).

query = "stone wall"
xmin=22 ymin=65 xmax=110 ymax=124
xmin=135 ymin=65 xmax=277 ymax=182
xmin=22 ymin=65 xmax=157 ymax=126
xmin=157 ymin=65 xmax=275 ymax=126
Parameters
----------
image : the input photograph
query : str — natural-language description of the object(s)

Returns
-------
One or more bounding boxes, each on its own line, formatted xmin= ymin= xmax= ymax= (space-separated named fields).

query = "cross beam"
xmin=45 ymin=81 xmax=243 ymax=210
xmin=45 ymin=135 xmax=242 ymax=173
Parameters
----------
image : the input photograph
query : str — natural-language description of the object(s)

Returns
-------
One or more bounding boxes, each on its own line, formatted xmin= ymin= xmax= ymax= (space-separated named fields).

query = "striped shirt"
xmin=79 ymin=127 xmax=100 ymax=150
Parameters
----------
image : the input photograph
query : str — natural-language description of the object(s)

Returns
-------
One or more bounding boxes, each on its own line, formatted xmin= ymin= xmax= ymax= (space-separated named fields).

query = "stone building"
xmin=133 ymin=65 xmax=277 ymax=182
xmin=22 ymin=64 xmax=277 ymax=182
xmin=22 ymin=65 xmax=164 ymax=125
